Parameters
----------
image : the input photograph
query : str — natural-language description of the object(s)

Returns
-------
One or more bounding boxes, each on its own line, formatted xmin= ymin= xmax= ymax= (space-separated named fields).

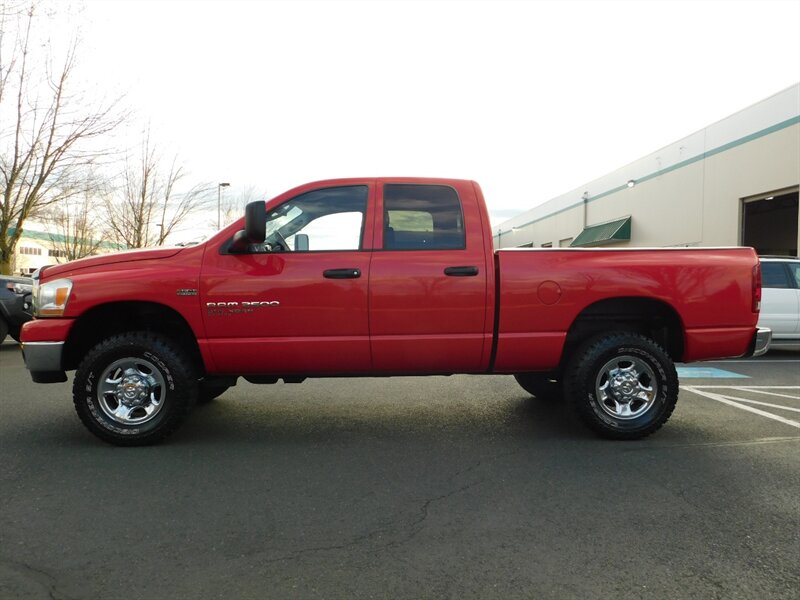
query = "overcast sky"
xmin=74 ymin=0 xmax=800 ymax=239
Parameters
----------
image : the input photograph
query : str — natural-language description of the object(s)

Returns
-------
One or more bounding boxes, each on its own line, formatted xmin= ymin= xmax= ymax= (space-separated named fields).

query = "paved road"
xmin=1 ymin=341 xmax=798 ymax=599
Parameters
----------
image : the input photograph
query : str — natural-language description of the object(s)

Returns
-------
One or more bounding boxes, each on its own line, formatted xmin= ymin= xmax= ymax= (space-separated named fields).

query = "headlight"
xmin=6 ymin=282 xmax=33 ymax=295
xmin=34 ymin=278 xmax=73 ymax=317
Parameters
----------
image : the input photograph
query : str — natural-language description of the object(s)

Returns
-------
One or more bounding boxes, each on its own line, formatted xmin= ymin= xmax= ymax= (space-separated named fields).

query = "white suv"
xmin=759 ymin=257 xmax=800 ymax=346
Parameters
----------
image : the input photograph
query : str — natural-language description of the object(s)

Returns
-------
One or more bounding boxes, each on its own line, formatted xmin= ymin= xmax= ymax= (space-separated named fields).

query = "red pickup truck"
xmin=20 ymin=178 xmax=770 ymax=445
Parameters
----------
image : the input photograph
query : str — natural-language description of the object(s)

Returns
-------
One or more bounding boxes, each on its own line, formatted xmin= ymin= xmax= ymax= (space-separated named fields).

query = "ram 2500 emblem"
xmin=206 ymin=300 xmax=280 ymax=316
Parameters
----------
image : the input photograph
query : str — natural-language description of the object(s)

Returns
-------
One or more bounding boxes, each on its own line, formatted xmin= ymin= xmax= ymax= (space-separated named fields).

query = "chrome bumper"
xmin=748 ymin=327 xmax=772 ymax=357
xmin=21 ymin=341 xmax=67 ymax=383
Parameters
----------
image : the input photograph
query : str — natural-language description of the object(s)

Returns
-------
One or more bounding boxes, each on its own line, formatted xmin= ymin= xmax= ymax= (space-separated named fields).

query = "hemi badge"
xmin=176 ymin=289 xmax=198 ymax=296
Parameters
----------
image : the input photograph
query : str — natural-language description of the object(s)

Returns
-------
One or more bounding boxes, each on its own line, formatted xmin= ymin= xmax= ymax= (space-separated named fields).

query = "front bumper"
xmin=746 ymin=327 xmax=772 ymax=358
xmin=21 ymin=341 xmax=67 ymax=383
xmin=20 ymin=318 xmax=73 ymax=383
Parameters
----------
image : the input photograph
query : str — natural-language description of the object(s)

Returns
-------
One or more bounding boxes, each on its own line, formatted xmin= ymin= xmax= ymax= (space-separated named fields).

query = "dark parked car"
xmin=0 ymin=275 xmax=33 ymax=343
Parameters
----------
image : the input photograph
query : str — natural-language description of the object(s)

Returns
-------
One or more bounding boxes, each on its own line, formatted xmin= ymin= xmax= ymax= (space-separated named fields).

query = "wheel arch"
xmin=563 ymin=297 xmax=685 ymax=366
xmin=63 ymin=301 xmax=205 ymax=374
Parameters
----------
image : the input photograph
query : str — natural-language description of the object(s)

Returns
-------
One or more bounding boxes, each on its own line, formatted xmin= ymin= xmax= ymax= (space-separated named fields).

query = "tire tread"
xmin=564 ymin=332 xmax=678 ymax=440
xmin=72 ymin=331 xmax=197 ymax=446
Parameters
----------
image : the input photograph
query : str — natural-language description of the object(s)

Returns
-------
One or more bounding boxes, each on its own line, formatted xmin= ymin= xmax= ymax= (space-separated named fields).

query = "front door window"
xmin=263 ymin=186 xmax=367 ymax=252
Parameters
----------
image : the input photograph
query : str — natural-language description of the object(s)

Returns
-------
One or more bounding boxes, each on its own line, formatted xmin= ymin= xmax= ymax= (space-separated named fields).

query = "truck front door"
xmin=201 ymin=184 xmax=375 ymax=375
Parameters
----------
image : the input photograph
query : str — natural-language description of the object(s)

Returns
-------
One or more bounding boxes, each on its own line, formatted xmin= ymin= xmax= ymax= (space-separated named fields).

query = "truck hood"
xmin=40 ymin=247 xmax=184 ymax=279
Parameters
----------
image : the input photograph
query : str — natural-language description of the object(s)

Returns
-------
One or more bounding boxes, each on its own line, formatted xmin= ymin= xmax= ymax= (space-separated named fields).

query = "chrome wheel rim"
xmin=97 ymin=357 xmax=166 ymax=425
xmin=595 ymin=355 xmax=657 ymax=420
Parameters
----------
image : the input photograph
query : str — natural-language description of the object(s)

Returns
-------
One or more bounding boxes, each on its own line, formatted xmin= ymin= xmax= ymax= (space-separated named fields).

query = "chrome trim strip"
xmin=751 ymin=327 xmax=772 ymax=357
xmin=21 ymin=341 xmax=65 ymax=372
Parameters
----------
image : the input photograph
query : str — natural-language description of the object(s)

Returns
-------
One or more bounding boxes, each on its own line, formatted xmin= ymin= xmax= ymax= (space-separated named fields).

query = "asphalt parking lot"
xmin=1 ymin=341 xmax=798 ymax=600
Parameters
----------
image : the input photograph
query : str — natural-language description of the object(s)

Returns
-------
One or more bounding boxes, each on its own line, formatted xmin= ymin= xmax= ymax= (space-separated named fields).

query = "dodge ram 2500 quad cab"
xmin=20 ymin=178 xmax=770 ymax=445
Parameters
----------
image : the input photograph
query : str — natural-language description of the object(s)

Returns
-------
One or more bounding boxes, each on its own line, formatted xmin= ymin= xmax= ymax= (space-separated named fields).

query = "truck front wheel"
xmin=564 ymin=332 xmax=678 ymax=440
xmin=72 ymin=332 xmax=198 ymax=446
xmin=197 ymin=383 xmax=230 ymax=404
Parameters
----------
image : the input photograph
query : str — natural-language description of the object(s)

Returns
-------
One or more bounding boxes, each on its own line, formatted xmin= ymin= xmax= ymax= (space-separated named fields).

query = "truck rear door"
xmin=368 ymin=181 xmax=490 ymax=373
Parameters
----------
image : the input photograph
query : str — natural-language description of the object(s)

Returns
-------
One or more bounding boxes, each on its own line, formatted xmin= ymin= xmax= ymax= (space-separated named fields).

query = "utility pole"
xmin=217 ymin=182 xmax=230 ymax=229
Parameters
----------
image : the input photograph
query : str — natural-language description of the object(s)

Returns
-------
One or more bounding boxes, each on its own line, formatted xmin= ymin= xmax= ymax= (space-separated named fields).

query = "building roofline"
xmin=8 ymin=227 xmax=125 ymax=250
xmin=498 ymin=82 xmax=800 ymax=235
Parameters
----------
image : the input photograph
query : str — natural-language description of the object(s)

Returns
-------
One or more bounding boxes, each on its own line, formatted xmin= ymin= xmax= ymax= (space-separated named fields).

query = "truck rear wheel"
xmin=564 ymin=332 xmax=678 ymax=440
xmin=72 ymin=332 xmax=198 ymax=446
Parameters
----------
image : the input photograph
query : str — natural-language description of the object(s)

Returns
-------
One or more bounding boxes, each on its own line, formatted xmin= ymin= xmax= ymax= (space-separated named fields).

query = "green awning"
xmin=570 ymin=216 xmax=631 ymax=247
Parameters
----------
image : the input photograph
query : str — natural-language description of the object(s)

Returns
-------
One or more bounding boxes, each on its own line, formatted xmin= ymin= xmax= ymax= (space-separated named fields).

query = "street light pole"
xmin=497 ymin=226 xmax=521 ymax=249
xmin=217 ymin=182 xmax=230 ymax=230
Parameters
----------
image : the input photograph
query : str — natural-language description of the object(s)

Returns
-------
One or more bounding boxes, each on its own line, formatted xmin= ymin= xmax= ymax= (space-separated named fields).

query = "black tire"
xmin=564 ymin=332 xmax=678 ymax=440
xmin=197 ymin=383 xmax=230 ymax=404
xmin=0 ymin=316 xmax=8 ymax=344
xmin=513 ymin=373 xmax=562 ymax=401
xmin=72 ymin=332 xmax=198 ymax=446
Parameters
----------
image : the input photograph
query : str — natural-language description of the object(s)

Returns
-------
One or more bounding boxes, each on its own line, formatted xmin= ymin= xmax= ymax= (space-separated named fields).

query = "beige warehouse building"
xmin=496 ymin=83 xmax=800 ymax=256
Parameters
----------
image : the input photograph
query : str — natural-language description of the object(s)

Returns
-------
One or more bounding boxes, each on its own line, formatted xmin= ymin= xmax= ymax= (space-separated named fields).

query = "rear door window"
xmin=787 ymin=263 xmax=800 ymax=288
xmin=383 ymin=184 xmax=465 ymax=250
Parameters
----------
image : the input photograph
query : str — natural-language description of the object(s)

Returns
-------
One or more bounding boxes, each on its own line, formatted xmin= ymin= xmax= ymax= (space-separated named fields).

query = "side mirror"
xmin=229 ymin=201 xmax=266 ymax=253
xmin=244 ymin=201 xmax=266 ymax=242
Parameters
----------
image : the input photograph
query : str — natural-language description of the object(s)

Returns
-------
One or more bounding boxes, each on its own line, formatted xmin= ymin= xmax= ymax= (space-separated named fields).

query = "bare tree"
xmin=0 ymin=1 xmax=123 ymax=273
xmin=43 ymin=180 xmax=112 ymax=262
xmin=104 ymin=132 xmax=213 ymax=248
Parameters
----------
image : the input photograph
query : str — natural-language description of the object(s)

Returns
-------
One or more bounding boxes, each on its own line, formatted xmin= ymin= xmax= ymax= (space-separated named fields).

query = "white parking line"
xmin=715 ymin=396 xmax=800 ymax=413
xmin=740 ymin=388 xmax=800 ymax=400
xmin=688 ymin=385 xmax=800 ymax=389
xmin=708 ymin=360 xmax=800 ymax=363
xmin=681 ymin=386 xmax=800 ymax=429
